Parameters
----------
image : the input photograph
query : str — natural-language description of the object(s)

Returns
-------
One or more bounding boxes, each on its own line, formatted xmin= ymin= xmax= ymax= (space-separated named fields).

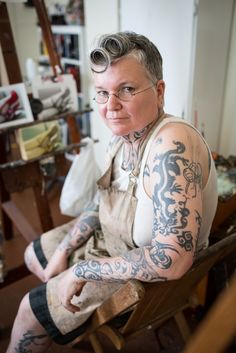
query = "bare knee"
xmin=24 ymin=243 xmax=45 ymax=281
xmin=17 ymin=293 xmax=35 ymax=323
xmin=24 ymin=243 xmax=35 ymax=271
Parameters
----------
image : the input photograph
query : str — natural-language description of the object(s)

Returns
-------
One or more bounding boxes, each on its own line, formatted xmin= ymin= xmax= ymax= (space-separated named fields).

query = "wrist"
xmin=57 ymin=241 xmax=73 ymax=256
xmin=72 ymin=263 xmax=86 ymax=282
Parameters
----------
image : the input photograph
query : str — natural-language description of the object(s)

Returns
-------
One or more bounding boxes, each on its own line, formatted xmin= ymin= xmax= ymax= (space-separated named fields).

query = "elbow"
xmin=169 ymin=256 xmax=194 ymax=280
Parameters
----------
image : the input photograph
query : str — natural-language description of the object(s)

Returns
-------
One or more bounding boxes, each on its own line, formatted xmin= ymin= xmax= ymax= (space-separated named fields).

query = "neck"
xmin=121 ymin=116 xmax=160 ymax=172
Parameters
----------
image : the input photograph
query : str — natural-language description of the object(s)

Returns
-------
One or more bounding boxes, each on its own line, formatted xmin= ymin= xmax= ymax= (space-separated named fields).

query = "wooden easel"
xmin=0 ymin=0 xmax=85 ymax=287
xmin=0 ymin=1 xmax=23 ymax=240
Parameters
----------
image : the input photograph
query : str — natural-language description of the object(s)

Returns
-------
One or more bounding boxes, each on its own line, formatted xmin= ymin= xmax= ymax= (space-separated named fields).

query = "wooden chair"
xmin=68 ymin=232 xmax=236 ymax=353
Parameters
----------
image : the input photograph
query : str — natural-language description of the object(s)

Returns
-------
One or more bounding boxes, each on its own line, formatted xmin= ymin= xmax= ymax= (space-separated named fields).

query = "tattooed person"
xmin=6 ymin=32 xmax=218 ymax=352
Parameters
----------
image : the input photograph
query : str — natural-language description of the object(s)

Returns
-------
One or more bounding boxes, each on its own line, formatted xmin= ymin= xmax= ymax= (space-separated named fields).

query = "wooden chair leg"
xmin=97 ymin=325 xmax=125 ymax=350
xmin=88 ymin=325 xmax=125 ymax=353
xmin=89 ymin=333 xmax=105 ymax=353
xmin=174 ymin=311 xmax=191 ymax=342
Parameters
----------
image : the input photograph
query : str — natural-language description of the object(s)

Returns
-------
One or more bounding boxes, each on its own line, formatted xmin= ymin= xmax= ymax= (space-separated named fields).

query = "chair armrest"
xmin=91 ymin=280 xmax=145 ymax=327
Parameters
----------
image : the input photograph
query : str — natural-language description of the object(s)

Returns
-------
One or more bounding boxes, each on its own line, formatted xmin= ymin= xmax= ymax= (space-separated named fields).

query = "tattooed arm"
xmin=43 ymin=199 xmax=100 ymax=281
xmin=59 ymin=200 xmax=100 ymax=255
xmin=59 ymin=124 xmax=208 ymax=311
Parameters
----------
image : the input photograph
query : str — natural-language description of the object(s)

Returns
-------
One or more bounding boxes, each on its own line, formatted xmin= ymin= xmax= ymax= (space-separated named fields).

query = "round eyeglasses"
xmin=93 ymin=83 xmax=156 ymax=104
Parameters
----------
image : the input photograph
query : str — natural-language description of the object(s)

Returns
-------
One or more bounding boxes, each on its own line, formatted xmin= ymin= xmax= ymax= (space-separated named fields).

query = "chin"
xmin=111 ymin=129 xmax=127 ymax=136
xmin=107 ymin=123 xmax=131 ymax=136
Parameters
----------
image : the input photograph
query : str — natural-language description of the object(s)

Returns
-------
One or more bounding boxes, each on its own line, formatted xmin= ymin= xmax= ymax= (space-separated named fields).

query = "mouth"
xmin=107 ymin=116 xmax=129 ymax=121
xmin=107 ymin=118 xmax=129 ymax=125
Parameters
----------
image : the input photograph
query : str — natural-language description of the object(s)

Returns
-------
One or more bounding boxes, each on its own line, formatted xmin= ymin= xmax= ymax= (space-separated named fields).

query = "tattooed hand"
xmin=58 ymin=266 xmax=86 ymax=313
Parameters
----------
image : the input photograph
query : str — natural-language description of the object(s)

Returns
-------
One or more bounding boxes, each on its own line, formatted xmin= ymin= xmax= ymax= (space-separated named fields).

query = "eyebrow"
xmin=94 ymin=81 xmax=136 ymax=90
xmin=94 ymin=86 xmax=106 ymax=90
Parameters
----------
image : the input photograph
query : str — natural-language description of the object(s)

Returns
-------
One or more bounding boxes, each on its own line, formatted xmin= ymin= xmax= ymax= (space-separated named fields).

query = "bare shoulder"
xmin=151 ymin=121 xmax=207 ymax=156
xmin=143 ymin=121 xmax=210 ymax=197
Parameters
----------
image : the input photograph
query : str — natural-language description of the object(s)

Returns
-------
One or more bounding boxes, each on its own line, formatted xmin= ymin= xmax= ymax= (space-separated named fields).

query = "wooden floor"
xmin=0 ymin=181 xmax=236 ymax=353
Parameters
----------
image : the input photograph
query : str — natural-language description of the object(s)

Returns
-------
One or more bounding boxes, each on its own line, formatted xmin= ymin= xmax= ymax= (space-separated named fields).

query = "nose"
xmin=106 ymin=93 xmax=122 ymax=110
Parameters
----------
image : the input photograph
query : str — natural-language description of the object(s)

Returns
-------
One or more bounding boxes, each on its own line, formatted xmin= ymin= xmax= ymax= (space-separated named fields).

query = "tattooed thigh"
xmin=15 ymin=330 xmax=48 ymax=353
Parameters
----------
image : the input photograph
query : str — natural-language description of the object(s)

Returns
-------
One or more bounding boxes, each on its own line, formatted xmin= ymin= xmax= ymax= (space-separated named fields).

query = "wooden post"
xmin=33 ymin=0 xmax=81 ymax=148
xmin=0 ymin=2 xmax=23 ymax=239
xmin=32 ymin=0 xmax=63 ymax=76
xmin=0 ymin=2 xmax=22 ymax=84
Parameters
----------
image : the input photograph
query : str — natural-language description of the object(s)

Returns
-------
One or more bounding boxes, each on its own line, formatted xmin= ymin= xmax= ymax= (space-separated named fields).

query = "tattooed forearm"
xmin=74 ymin=260 xmax=103 ymax=281
xmin=122 ymin=247 xmax=168 ymax=281
xmin=15 ymin=330 xmax=47 ymax=353
xmin=59 ymin=210 xmax=100 ymax=254
xmin=73 ymin=240 xmax=181 ymax=283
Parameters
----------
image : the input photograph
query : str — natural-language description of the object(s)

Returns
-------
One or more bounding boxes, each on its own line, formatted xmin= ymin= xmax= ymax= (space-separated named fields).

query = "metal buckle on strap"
xmin=129 ymin=171 xmax=138 ymax=185
xmin=127 ymin=171 xmax=138 ymax=195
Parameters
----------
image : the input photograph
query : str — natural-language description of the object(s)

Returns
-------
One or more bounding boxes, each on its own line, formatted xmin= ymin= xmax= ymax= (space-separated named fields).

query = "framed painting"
xmin=32 ymin=74 xmax=78 ymax=120
xmin=0 ymin=83 xmax=34 ymax=129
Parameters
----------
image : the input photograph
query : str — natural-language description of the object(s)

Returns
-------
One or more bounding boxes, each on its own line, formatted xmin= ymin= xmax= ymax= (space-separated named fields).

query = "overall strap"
xmin=97 ymin=137 xmax=123 ymax=189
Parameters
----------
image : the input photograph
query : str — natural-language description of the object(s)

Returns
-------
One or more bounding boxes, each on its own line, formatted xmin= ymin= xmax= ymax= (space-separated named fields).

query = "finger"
xmin=75 ymin=283 xmax=86 ymax=296
xmin=62 ymin=301 xmax=81 ymax=313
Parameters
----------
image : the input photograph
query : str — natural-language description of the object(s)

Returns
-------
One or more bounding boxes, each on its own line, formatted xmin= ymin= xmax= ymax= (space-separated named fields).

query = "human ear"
xmin=156 ymin=80 xmax=165 ymax=108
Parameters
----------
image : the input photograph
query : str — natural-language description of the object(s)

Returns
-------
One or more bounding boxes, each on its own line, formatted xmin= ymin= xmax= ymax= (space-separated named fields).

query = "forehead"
xmin=93 ymin=56 xmax=150 ymax=88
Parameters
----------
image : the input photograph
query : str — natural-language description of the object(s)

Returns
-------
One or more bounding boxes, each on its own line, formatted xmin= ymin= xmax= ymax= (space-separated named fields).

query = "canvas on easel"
xmin=31 ymin=73 xmax=78 ymax=120
xmin=0 ymin=83 xmax=34 ymax=129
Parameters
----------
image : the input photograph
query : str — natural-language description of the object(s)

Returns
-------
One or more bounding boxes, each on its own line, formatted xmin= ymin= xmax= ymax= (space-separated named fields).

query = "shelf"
xmin=51 ymin=25 xmax=84 ymax=35
xmin=39 ymin=55 xmax=81 ymax=66
xmin=38 ymin=24 xmax=88 ymax=106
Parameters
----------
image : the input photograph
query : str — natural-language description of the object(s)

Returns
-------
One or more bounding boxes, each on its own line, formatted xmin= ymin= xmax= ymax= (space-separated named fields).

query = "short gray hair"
xmin=90 ymin=31 xmax=163 ymax=82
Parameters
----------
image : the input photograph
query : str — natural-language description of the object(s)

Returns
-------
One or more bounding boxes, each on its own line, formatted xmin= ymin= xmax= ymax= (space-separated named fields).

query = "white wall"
xmin=7 ymin=3 xmax=39 ymax=79
xmin=120 ymin=0 xmax=234 ymax=152
xmin=84 ymin=0 xmax=119 ymax=170
xmin=120 ymin=0 xmax=195 ymax=119
xmin=190 ymin=0 xmax=233 ymax=151
xmin=219 ymin=2 xmax=236 ymax=157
